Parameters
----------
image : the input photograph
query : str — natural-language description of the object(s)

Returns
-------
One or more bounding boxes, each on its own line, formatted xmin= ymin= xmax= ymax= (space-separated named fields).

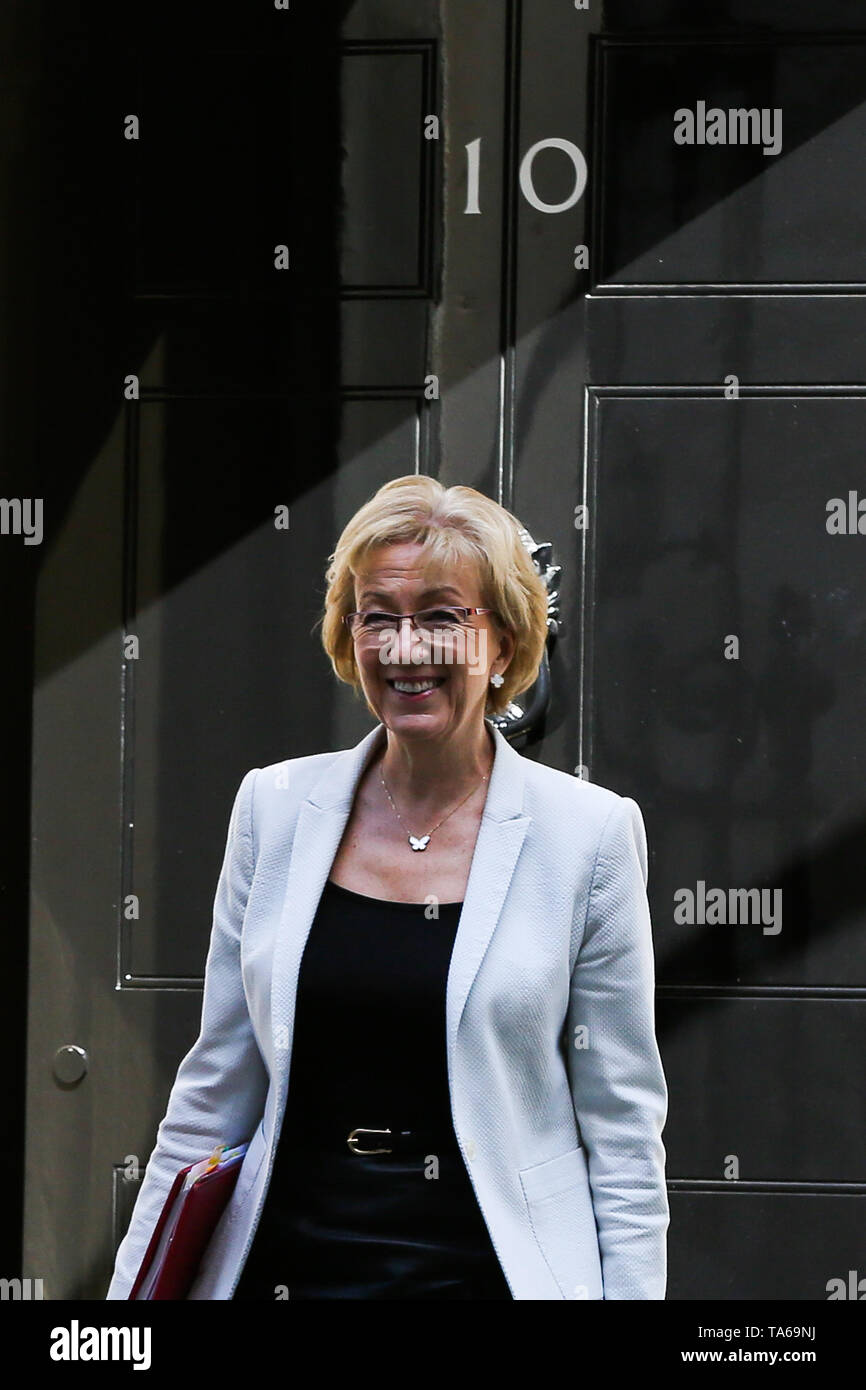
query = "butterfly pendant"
xmin=408 ymin=834 xmax=431 ymax=851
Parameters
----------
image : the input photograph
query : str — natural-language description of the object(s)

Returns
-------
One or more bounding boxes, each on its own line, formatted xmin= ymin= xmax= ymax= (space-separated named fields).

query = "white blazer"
xmin=106 ymin=717 xmax=669 ymax=1301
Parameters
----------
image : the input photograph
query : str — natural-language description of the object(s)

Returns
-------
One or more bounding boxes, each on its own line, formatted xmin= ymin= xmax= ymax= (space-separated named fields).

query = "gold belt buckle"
xmin=347 ymin=1127 xmax=392 ymax=1155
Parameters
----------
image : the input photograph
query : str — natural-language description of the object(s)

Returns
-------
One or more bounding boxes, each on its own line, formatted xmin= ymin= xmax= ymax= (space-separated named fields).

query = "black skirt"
xmin=232 ymin=879 xmax=512 ymax=1300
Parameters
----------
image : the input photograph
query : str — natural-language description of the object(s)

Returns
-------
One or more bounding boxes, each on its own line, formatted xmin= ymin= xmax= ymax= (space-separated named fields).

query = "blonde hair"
xmin=317 ymin=475 xmax=549 ymax=718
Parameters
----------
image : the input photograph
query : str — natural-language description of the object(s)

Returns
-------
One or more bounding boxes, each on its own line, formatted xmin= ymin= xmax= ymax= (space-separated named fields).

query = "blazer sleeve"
xmin=566 ymin=794 xmax=670 ymax=1300
xmin=105 ymin=766 xmax=268 ymax=1299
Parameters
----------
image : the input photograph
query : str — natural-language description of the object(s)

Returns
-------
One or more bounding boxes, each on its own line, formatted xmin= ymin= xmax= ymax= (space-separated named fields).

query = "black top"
xmin=232 ymin=877 xmax=512 ymax=1300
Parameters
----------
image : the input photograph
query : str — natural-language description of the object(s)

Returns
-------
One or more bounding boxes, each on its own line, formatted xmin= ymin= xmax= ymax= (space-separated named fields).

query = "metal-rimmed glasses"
xmin=343 ymin=606 xmax=497 ymax=639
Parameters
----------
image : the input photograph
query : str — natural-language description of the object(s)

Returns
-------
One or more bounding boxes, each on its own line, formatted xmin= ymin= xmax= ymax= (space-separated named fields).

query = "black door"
xmin=13 ymin=0 xmax=865 ymax=1300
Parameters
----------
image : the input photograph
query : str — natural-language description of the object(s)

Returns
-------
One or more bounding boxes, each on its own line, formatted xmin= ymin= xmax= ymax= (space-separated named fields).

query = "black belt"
xmin=345 ymin=1125 xmax=450 ymax=1156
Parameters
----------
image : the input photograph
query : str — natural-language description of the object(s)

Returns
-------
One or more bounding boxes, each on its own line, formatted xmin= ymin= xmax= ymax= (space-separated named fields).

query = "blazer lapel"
xmin=443 ymin=726 xmax=531 ymax=1093
xmin=269 ymin=719 xmax=532 ymax=1120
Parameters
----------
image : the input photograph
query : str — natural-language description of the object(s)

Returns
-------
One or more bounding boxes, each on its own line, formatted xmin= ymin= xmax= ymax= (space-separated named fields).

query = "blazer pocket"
xmin=518 ymin=1143 xmax=588 ymax=1204
xmin=518 ymin=1144 xmax=603 ymax=1300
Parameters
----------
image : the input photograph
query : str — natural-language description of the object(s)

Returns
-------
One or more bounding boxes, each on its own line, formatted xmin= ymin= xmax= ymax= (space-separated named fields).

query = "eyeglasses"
xmin=343 ymin=606 xmax=497 ymax=639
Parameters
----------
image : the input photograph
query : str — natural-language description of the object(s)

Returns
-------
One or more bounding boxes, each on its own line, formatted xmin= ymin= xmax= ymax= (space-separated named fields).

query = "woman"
xmin=106 ymin=475 xmax=669 ymax=1301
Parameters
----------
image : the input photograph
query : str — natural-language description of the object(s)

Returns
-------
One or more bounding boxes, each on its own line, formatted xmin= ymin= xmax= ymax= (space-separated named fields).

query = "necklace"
xmin=379 ymin=755 xmax=492 ymax=852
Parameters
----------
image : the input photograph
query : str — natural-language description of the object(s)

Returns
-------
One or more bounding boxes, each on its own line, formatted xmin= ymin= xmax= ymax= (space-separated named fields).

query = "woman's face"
xmin=351 ymin=541 xmax=514 ymax=745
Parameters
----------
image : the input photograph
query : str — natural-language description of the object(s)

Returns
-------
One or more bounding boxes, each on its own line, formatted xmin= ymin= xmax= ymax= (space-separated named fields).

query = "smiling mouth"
xmin=386 ymin=677 xmax=447 ymax=697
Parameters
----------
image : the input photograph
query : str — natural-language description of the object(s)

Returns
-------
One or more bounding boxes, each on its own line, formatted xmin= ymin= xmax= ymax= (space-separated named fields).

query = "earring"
xmin=490 ymin=672 xmax=504 ymax=688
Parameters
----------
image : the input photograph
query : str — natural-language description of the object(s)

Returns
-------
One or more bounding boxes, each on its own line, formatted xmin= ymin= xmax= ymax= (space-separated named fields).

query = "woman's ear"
xmin=497 ymin=625 xmax=516 ymax=672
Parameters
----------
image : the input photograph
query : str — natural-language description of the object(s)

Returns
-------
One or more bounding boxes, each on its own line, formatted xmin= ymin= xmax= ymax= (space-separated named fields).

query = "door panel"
xmin=586 ymin=3 xmax=866 ymax=1301
xmin=593 ymin=39 xmax=866 ymax=291
xmin=28 ymin=0 xmax=441 ymax=1297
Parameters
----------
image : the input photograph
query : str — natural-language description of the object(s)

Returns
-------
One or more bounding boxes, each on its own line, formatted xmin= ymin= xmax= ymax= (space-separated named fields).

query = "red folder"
xmin=128 ymin=1143 xmax=248 ymax=1300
